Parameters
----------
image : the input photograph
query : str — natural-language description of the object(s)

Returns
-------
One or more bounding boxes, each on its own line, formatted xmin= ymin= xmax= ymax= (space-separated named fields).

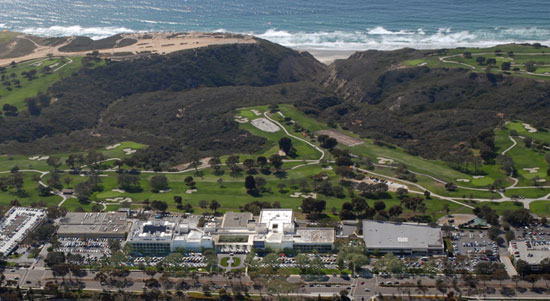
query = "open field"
xmin=402 ymin=44 xmax=550 ymax=80
xmin=530 ymin=200 xmax=550 ymax=217
xmin=0 ymin=56 xmax=104 ymax=108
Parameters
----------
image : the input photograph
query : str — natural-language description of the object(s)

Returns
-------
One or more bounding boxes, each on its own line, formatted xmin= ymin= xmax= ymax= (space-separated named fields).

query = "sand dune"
xmin=0 ymin=32 xmax=256 ymax=66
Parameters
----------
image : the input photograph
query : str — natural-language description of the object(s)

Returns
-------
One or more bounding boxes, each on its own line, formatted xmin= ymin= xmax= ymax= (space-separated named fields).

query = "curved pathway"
xmin=501 ymin=136 xmax=517 ymax=155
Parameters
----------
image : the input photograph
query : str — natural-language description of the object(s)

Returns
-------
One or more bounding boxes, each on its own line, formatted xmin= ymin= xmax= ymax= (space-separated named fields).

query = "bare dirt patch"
xmin=251 ymin=118 xmax=280 ymax=132
xmin=316 ymin=129 xmax=364 ymax=147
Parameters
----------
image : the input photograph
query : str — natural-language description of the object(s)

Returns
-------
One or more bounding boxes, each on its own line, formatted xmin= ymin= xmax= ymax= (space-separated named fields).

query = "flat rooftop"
xmin=0 ymin=207 xmax=46 ymax=254
xmin=58 ymin=212 xmax=131 ymax=236
xmin=363 ymin=220 xmax=443 ymax=250
xmin=221 ymin=212 xmax=253 ymax=228
xmin=259 ymin=209 xmax=293 ymax=233
xmin=509 ymin=240 xmax=550 ymax=265
xmin=294 ymin=228 xmax=335 ymax=244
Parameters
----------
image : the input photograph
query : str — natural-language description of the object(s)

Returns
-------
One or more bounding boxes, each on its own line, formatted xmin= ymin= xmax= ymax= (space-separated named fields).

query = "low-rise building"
xmin=362 ymin=220 xmax=444 ymax=256
xmin=0 ymin=207 xmax=46 ymax=255
xmin=126 ymin=209 xmax=335 ymax=255
xmin=57 ymin=212 xmax=132 ymax=239
xmin=127 ymin=215 xmax=212 ymax=256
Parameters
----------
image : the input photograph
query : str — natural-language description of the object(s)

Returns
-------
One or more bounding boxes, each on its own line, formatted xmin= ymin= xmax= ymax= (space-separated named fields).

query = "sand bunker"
xmin=28 ymin=156 xmax=39 ymax=160
xmin=37 ymin=156 xmax=49 ymax=161
xmin=537 ymin=179 xmax=547 ymax=183
xmin=290 ymin=192 xmax=317 ymax=199
xmin=112 ymin=189 xmax=126 ymax=193
xmin=234 ymin=115 xmax=249 ymax=124
xmin=322 ymin=166 xmax=333 ymax=170
xmin=316 ymin=129 xmax=364 ymax=147
xmin=277 ymin=112 xmax=285 ymax=118
xmin=106 ymin=143 xmax=121 ymax=150
xmin=377 ymin=157 xmax=394 ymax=165
xmin=523 ymin=167 xmax=540 ymax=174
xmin=456 ymin=178 xmax=471 ymax=183
xmin=186 ymin=189 xmax=198 ymax=194
xmin=123 ymin=148 xmax=136 ymax=155
xmin=106 ymin=197 xmax=132 ymax=202
xmin=523 ymin=123 xmax=537 ymax=133
xmin=473 ymin=176 xmax=485 ymax=179
xmin=251 ymin=118 xmax=280 ymax=132
xmin=159 ymin=189 xmax=172 ymax=193
xmin=251 ymin=109 xmax=261 ymax=116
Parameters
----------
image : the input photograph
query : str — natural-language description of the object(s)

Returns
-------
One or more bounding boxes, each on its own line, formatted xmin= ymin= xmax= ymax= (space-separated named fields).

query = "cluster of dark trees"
xmin=0 ymin=40 xmax=326 ymax=171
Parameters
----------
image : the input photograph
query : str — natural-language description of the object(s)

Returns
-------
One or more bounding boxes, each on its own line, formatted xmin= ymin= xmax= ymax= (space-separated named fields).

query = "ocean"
xmin=0 ymin=0 xmax=549 ymax=51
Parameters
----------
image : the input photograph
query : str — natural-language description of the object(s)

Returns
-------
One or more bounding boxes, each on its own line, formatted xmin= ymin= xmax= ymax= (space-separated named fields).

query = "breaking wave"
xmin=255 ymin=27 xmax=550 ymax=50
xmin=20 ymin=25 xmax=135 ymax=40
xmin=13 ymin=25 xmax=550 ymax=50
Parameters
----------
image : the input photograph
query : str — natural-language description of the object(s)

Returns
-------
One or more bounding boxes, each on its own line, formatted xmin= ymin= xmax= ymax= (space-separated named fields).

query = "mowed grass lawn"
xmin=506 ymin=121 xmax=550 ymax=144
xmin=530 ymin=201 xmax=550 ymax=217
xmin=0 ymin=141 xmax=147 ymax=173
xmin=0 ymin=173 xmax=62 ymax=207
xmin=53 ymin=163 xmax=467 ymax=218
xmin=1 ymin=57 xmax=105 ymax=109
xmin=495 ymin=128 xmax=550 ymax=186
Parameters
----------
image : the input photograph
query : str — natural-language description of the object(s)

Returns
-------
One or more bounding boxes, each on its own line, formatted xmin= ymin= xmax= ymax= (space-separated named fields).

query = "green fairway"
xmin=475 ymin=201 xmax=525 ymax=215
xmin=530 ymin=201 xmax=550 ymax=217
xmin=0 ymin=172 xmax=61 ymax=207
xmin=401 ymin=44 xmax=550 ymax=81
xmin=0 ymin=57 xmax=105 ymax=109
xmin=495 ymin=127 xmax=550 ymax=186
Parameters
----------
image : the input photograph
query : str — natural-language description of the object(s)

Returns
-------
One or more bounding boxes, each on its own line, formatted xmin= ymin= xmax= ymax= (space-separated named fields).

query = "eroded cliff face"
xmin=318 ymin=48 xmax=423 ymax=104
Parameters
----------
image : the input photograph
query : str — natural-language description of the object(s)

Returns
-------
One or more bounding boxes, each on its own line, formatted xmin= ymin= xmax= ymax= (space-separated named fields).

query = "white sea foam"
xmin=21 ymin=25 xmax=134 ymax=40
xmin=255 ymin=27 xmax=550 ymax=51
xmin=13 ymin=25 xmax=550 ymax=51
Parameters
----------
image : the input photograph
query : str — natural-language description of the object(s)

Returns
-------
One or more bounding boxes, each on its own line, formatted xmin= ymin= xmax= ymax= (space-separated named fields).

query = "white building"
xmin=126 ymin=209 xmax=335 ymax=255
xmin=127 ymin=215 xmax=212 ymax=256
xmin=0 ymin=207 xmax=46 ymax=255
xmin=362 ymin=220 xmax=444 ymax=256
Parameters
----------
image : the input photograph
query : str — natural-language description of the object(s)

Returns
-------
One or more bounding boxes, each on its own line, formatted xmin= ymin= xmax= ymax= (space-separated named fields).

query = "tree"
xmin=243 ymin=158 xmax=255 ymax=170
xmin=117 ymin=173 xmax=141 ymax=192
xmin=301 ymin=197 xmax=326 ymax=219
xmin=501 ymin=62 xmax=511 ymax=71
xmin=463 ymin=52 xmax=472 ymax=59
xmin=244 ymin=175 xmax=256 ymax=190
xmin=199 ymin=200 xmax=208 ymax=209
xmin=208 ymin=157 xmax=222 ymax=174
xmin=525 ymin=274 xmax=539 ymax=288
xmin=278 ymin=137 xmax=293 ymax=155
xmin=374 ymin=201 xmax=386 ymax=212
xmin=486 ymin=58 xmax=497 ymax=66
xmin=476 ymin=56 xmax=486 ymax=65
xmin=525 ymin=61 xmax=537 ymax=72
xmin=151 ymin=200 xmax=168 ymax=212
xmin=512 ymin=275 xmax=522 ymax=288
xmin=269 ymin=154 xmax=283 ymax=171
xmin=46 ymin=157 xmax=61 ymax=171
xmin=149 ymin=174 xmax=168 ymax=192
xmin=388 ymin=205 xmax=402 ymax=217
xmin=493 ymin=269 xmax=509 ymax=285
xmin=209 ymin=200 xmax=221 ymax=213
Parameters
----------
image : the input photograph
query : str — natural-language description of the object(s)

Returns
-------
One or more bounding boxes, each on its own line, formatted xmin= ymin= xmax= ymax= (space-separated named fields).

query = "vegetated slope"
xmin=58 ymin=35 xmax=137 ymax=52
xmin=310 ymin=48 xmax=550 ymax=160
xmin=0 ymin=39 xmax=328 ymax=169
xmin=0 ymin=36 xmax=37 ymax=59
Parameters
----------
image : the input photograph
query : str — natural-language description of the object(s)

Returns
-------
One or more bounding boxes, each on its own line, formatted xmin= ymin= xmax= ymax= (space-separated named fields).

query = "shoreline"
xmin=297 ymin=48 xmax=358 ymax=65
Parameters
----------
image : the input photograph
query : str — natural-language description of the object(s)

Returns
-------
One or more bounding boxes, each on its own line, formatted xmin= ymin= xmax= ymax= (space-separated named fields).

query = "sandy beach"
xmin=299 ymin=48 xmax=357 ymax=65
xmin=0 ymin=32 xmax=256 ymax=66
